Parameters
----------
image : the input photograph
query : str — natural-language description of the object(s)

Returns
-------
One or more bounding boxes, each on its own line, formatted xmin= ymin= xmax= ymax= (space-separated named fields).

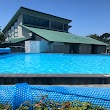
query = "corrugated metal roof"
xmin=1 ymin=37 xmax=30 ymax=44
xmin=21 ymin=25 xmax=107 ymax=45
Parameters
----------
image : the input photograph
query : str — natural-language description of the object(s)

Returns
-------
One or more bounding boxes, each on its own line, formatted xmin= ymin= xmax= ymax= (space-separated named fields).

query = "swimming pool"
xmin=0 ymin=53 xmax=110 ymax=74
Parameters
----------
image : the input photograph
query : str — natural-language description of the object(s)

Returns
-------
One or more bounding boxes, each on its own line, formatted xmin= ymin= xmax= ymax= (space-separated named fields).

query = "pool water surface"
xmin=0 ymin=53 xmax=110 ymax=74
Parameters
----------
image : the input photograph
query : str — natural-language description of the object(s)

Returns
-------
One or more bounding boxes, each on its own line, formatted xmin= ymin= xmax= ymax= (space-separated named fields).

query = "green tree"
xmin=0 ymin=33 xmax=5 ymax=43
xmin=0 ymin=26 xmax=5 ymax=43
xmin=100 ymin=33 xmax=110 ymax=43
xmin=87 ymin=33 xmax=110 ymax=44
xmin=87 ymin=34 xmax=101 ymax=41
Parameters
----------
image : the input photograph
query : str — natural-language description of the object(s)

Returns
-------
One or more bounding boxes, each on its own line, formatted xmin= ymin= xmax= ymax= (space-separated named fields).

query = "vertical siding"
xmin=79 ymin=44 xmax=91 ymax=54
xmin=97 ymin=45 xmax=106 ymax=54
xmin=91 ymin=45 xmax=106 ymax=54
xmin=51 ymin=43 xmax=70 ymax=53
xmin=40 ymin=39 xmax=51 ymax=53
xmin=25 ymin=41 xmax=40 ymax=53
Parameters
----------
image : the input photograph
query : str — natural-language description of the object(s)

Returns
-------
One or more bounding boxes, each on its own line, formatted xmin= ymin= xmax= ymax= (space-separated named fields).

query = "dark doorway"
xmin=70 ymin=43 xmax=79 ymax=54
xmin=91 ymin=45 xmax=97 ymax=54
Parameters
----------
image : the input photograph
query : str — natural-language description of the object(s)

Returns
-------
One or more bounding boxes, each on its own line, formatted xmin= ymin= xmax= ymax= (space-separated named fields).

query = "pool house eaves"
xmin=20 ymin=25 xmax=106 ymax=46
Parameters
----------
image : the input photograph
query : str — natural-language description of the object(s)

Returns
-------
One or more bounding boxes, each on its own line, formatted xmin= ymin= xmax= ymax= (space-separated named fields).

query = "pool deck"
xmin=0 ymin=74 xmax=110 ymax=85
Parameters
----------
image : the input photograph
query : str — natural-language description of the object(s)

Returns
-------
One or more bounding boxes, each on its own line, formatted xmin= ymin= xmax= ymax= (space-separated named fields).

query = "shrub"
xmin=33 ymin=95 xmax=107 ymax=110
xmin=0 ymin=95 xmax=107 ymax=110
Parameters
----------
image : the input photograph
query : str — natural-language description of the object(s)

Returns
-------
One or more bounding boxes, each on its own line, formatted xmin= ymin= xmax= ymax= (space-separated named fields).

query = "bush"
xmin=33 ymin=95 xmax=107 ymax=110
xmin=0 ymin=95 xmax=107 ymax=110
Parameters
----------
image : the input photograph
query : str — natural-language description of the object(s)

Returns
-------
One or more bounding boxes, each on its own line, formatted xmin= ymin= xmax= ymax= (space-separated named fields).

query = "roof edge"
xmin=3 ymin=7 xmax=72 ymax=33
xmin=20 ymin=25 xmax=107 ymax=45
xmin=20 ymin=7 xmax=72 ymax=22
xmin=2 ymin=7 xmax=22 ymax=33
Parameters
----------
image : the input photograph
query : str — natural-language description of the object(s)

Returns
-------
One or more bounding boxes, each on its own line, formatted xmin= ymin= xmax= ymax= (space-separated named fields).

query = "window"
xmin=23 ymin=14 xmax=67 ymax=32
xmin=39 ymin=18 xmax=49 ymax=28
xmin=11 ymin=26 xmax=14 ymax=31
xmin=23 ymin=14 xmax=30 ymax=24
xmin=15 ymin=33 xmax=18 ymax=37
xmin=14 ymin=29 xmax=18 ymax=33
xmin=35 ymin=17 xmax=40 ymax=26
xmin=14 ymin=22 xmax=17 ymax=28
xmin=30 ymin=16 xmax=35 ymax=25
xmin=7 ymin=21 xmax=18 ymax=38
xmin=51 ymin=21 xmax=63 ymax=31
xmin=11 ymin=34 xmax=14 ymax=38
xmin=35 ymin=17 xmax=49 ymax=28
xmin=11 ymin=30 xmax=14 ymax=35
xmin=23 ymin=14 xmax=49 ymax=28
xmin=64 ymin=24 xmax=68 ymax=31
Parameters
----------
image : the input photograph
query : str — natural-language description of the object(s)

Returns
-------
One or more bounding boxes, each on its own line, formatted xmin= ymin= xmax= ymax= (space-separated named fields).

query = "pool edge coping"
xmin=0 ymin=74 xmax=110 ymax=77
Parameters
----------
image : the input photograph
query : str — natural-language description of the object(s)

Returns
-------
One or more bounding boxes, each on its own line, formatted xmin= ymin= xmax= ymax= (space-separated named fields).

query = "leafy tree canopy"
xmin=0 ymin=26 xmax=5 ymax=43
xmin=87 ymin=34 xmax=101 ymax=41
xmin=87 ymin=33 xmax=110 ymax=44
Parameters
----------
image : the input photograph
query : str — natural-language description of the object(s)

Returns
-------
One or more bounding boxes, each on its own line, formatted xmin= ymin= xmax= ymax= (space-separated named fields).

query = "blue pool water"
xmin=0 ymin=53 xmax=110 ymax=74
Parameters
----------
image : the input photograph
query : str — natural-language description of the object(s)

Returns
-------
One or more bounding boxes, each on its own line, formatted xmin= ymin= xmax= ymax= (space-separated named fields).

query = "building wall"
xmin=51 ymin=42 xmax=70 ymax=53
xmin=22 ymin=28 xmax=31 ymax=38
xmin=25 ymin=41 xmax=40 ymax=53
xmin=17 ymin=13 xmax=23 ymax=38
xmin=4 ymin=13 xmax=30 ymax=40
xmin=96 ymin=45 xmax=106 ymax=54
xmin=70 ymin=43 xmax=79 ymax=54
xmin=79 ymin=44 xmax=92 ymax=54
xmin=4 ymin=13 xmax=23 ymax=41
xmin=35 ymin=35 xmax=42 ymax=41
xmin=91 ymin=45 xmax=106 ymax=54
xmin=40 ymin=39 xmax=51 ymax=53
xmin=25 ymin=40 xmax=51 ymax=53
